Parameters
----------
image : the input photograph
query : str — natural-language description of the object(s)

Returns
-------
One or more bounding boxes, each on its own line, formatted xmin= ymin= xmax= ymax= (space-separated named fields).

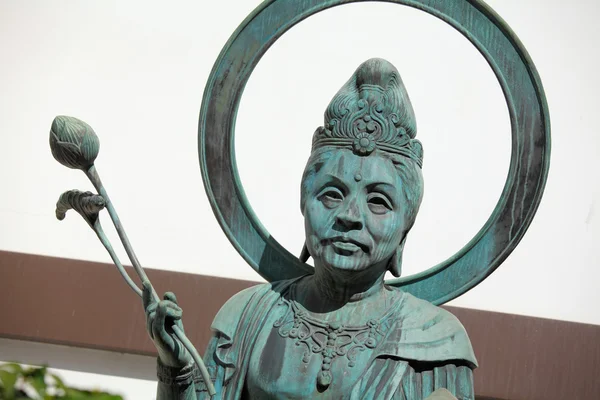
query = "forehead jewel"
xmin=312 ymin=58 xmax=423 ymax=167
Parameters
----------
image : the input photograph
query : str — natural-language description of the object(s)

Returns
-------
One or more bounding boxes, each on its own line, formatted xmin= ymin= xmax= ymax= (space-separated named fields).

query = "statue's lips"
xmin=323 ymin=237 xmax=369 ymax=253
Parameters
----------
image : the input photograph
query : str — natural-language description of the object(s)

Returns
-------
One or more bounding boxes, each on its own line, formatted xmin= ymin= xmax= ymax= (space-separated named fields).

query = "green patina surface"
xmin=199 ymin=0 xmax=550 ymax=305
xmin=155 ymin=54 xmax=479 ymax=400
xmin=49 ymin=0 xmax=550 ymax=399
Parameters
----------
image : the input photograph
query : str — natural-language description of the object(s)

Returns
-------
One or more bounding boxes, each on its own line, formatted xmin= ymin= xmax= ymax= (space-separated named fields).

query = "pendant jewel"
xmin=273 ymin=287 xmax=400 ymax=390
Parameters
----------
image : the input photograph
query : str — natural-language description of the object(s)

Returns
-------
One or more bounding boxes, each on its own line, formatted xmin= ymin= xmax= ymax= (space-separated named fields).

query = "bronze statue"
xmin=49 ymin=1 xmax=551 ymax=399
xmin=145 ymin=59 xmax=476 ymax=399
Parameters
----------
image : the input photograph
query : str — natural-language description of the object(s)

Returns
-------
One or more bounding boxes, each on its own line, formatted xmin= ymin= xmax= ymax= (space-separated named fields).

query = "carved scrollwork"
xmin=312 ymin=59 xmax=423 ymax=165
xmin=55 ymin=189 xmax=105 ymax=228
xmin=273 ymin=287 xmax=400 ymax=390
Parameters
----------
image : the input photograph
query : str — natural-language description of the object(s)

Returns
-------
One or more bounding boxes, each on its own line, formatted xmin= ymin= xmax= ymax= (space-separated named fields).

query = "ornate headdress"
xmin=312 ymin=58 xmax=423 ymax=167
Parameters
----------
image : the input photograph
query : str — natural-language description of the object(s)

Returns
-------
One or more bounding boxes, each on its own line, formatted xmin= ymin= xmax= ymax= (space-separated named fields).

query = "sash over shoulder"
xmin=205 ymin=280 xmax=476 ymax=399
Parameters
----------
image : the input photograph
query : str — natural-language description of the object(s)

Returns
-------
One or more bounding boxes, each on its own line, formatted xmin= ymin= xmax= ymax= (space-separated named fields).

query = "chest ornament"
xmin=273 ymin=289 xmax=400 ymax=390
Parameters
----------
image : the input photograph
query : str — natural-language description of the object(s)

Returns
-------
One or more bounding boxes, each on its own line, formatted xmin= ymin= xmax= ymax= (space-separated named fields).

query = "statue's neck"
xmin=302 ymin=261 xmax=388 ymax=311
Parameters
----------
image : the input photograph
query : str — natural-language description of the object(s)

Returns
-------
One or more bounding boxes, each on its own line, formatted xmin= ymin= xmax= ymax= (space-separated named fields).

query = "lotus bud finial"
xmin=50 ymin=116 xmax=100 ymax=170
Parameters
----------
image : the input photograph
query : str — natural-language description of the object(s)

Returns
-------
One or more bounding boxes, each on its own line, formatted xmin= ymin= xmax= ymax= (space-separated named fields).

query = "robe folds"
xmin=158 ymin=278 xmax=477 ymax=400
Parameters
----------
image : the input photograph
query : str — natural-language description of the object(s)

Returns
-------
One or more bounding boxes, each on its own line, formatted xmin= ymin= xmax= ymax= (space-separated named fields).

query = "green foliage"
xmin=0 ymin=363 xmax=122 ymax=400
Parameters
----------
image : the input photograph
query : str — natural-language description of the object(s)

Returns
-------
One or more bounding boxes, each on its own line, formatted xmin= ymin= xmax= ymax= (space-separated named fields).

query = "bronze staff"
xmin=49 ymin=115 xmax=216 ymax=397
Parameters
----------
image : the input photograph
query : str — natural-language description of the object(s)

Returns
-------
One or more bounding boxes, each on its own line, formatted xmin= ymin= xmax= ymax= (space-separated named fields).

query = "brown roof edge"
xmin=1 ymin=250 xmax=599 ymax=399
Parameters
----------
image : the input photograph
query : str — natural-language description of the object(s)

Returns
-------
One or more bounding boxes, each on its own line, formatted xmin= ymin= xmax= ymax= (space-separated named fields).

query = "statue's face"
xmin=303 ymin=149 xmax=407 ymax=273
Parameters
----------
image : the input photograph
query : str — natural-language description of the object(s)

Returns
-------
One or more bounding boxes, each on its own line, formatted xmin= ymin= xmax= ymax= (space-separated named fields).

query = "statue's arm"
xmin=156 ymin=361 xmax=198 ymax=400
xmin=401 ymin=363 xmax=474 ymax=400
xmin=438 ymin=364 xmax=474 ymax=400
xmin=154 ymin=283 xmax=265 ymax=399
xmin=156 ymin=334 xmax=220 ymax=400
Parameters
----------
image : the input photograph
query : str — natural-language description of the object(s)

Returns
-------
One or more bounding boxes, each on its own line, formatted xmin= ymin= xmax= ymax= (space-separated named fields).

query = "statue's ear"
xmin=300 ymin=242 xmax=310 ymax=263
xmin=389 ymin=236 xmax=407 ymax=277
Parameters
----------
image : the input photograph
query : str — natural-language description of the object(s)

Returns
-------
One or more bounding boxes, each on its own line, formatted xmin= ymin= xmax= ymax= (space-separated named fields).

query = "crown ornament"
xmin=312 ymin=58 xmax=423 ymax=167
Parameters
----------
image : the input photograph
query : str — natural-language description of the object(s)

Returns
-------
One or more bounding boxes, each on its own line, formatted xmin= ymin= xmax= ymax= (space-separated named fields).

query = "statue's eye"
xmin=319 ymin=188 xmax=344 ymax=208
xmin=367 ymin=193 xmax=392 ymax=214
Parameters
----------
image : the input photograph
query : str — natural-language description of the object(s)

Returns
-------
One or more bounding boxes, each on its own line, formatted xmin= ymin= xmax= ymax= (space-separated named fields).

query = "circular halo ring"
xmin=199 ymin=0 xmax=550 ymax=305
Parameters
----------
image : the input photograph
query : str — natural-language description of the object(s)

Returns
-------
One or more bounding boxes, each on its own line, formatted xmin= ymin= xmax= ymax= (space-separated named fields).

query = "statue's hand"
xmin=142 ymin=281 xmax=192 ymax=369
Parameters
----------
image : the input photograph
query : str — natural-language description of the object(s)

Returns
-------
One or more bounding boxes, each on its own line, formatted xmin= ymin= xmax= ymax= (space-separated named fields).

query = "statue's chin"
xmin=316 ymin=247 xmax=374 ymax=273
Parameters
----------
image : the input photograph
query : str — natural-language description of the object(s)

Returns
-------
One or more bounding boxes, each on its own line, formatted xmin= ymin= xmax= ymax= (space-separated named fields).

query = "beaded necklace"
xmin=273 ymin=283 xmax=402 ymax=389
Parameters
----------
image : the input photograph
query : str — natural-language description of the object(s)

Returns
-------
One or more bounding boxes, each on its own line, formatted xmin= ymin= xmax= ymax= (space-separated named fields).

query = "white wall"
xmin=1 ymin=0 xmax=599 ymax=396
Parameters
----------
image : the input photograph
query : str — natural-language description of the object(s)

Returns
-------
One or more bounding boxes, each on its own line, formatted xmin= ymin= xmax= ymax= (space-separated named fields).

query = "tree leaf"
xmin=26 ymin=367 xmax=47 ymax=397
xmin=0 ymin=363 xmax=23 ymax=375
xmin=0 ymin=364 xmax=122 ymax=400
xmin=47 ymin=371 xmax=64 ymax=387
xmin=0 ymin=369 xmax=18 ymax=398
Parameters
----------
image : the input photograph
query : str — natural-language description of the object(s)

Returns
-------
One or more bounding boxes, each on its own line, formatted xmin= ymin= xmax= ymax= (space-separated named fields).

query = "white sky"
xmin=1 ymin=0 xmax=599 ymax=396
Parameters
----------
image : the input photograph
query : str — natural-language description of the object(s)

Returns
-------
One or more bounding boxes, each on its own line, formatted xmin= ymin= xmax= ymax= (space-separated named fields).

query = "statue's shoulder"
xmin=211 ymin=283 xmax=270 ymax=333
xmin=211 ymin=279 xmax=295 ymax=336
xmin=382 ymin=288 xmax=478 ymax=367
xmin=396 ymin=290 xmax=464 ymax=330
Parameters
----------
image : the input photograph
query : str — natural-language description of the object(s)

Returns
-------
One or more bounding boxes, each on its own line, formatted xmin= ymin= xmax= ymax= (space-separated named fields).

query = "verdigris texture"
xmin=49 ymin=0 xmax=551 ymax=399
xmin=49 ymin=115 xmax=216 ymax=395
xmin=198 ymin=0 xmax=550 ymax=305
xmin=147 ymin=59 xmax=476 ymax=399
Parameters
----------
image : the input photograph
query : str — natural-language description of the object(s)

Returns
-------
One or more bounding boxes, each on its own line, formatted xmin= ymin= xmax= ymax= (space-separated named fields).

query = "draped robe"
xmin=157 ymin=279 xmax=477 ymax=400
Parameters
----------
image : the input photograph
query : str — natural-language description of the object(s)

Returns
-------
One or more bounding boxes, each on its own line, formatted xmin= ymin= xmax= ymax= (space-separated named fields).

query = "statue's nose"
xmin=335 ymin=199 xmax=363 ymax=231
